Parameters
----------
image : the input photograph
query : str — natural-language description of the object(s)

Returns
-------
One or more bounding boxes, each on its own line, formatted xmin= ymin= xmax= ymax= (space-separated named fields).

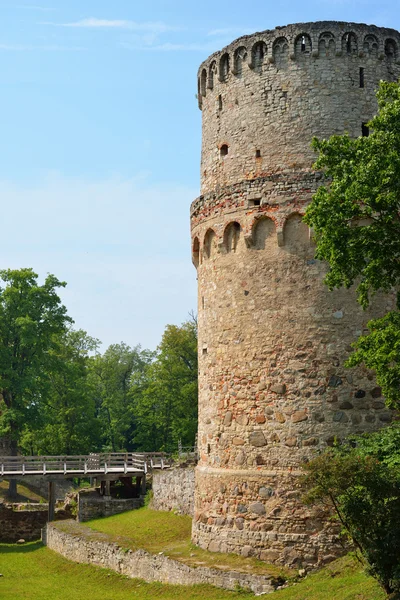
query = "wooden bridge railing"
xmin=0 ymin=452 xmax=174 ymax=478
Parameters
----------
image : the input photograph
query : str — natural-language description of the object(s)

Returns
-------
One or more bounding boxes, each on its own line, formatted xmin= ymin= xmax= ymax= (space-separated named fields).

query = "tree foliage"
xmin=21 ymin=330 xmax=102 ymax=456
xmin=0 ymin=268 xmax=72 ymax=454
xmin=303 ymin=426 xmax=400 ymax=596
xmin=0 ymin=267 xmax=198 ymax=463
xmin=304 ymin=81 xmax=400 ymax=408
xmin=131 ymin=318 xmax=198 ymax=452
xmin=303 ymin=81 xmax=400 ymax=596
xmin=88 ymin=343 xmax=153 ymax=452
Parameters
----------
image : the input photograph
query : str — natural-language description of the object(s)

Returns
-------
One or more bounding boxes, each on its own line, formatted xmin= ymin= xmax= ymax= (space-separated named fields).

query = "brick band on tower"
xmin=190 ymin=21 xmax=400 ymax=568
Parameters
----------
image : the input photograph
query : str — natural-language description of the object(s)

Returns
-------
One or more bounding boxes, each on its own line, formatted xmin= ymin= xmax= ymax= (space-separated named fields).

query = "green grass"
xmin=0 ymin=480 xmax=46 ymax=503
xmin=78 ymin=508 xmax=386 ymax=598
xmin=0 ymin=541 xmax=386 ymax=600
xmin=275 ymin=555 xmax=386 ymax=600
xmin=79 ymin=507 xmax=290 ymax=577
xmin=0 ymin=541 xmax=255 ymax=600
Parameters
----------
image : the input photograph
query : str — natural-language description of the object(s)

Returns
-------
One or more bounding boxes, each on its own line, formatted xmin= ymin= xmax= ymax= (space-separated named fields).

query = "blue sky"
xmin=0 ymin=0 xmax=398 ymax=350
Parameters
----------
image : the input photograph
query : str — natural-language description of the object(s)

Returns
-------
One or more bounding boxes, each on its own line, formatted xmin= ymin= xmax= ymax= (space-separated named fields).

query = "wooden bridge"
xmin=0 ymin=452 xmax=173 ymax=479
xmin=0 ymin=452 xmax=175 ymax=521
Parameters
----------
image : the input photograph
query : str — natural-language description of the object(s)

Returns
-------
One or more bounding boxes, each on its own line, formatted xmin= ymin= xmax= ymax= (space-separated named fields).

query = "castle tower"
xmin=190 ymin=21 xmax=400 ymax=568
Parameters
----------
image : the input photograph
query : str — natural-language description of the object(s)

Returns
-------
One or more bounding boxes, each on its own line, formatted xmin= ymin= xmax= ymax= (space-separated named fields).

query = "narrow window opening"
xmin=220 ymin=144 xmax=229 ymax=158
xmin=359 ymin=67 xmax=365 ymax=88
xmin=249 ymin=198 xmax=261 ymax=207
xmin=202 ymin=296 xmax=205 ymax=309
xmin=224 ymin=222 xmax=241 ymax=253
xmin=202 ymin=347 xmax=208 ymax=355
xmin=193 ymin=237 xmax=200 ymax=268
xmin=362 ymin=123 xmax=369 ymax=137
xmin=346 ymin=34 xmax=351 ymax=54
xmin=255 ymin=149 xmax=261 ymax=158
xmin=207 ymin=444 xmax=211 ymax=455
xmin=301 ymin=36 xmax=306 ymax=52
xmin=218 ymin=95 xmax=223 ymax=111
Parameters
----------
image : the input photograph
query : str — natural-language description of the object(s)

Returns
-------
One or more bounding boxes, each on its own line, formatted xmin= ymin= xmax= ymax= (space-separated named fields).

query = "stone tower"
xmin=190 ymin=21 xmax=400 ymax=568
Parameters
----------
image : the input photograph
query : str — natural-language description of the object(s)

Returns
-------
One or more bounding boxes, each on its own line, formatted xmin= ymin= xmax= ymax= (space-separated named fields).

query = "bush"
xmin=302 ymin=425 xmax=400 ymax=596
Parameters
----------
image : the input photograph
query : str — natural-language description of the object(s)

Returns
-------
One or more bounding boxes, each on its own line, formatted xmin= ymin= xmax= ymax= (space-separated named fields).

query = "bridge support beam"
xmin=48 ymin=481 xmax=56 ymax=522
xmin=139 ymin=474 xmax=146 ymax=497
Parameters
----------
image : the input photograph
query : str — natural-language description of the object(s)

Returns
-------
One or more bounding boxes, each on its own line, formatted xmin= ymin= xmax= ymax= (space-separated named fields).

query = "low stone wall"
xmin=78 ymin=490 xmax=143 ymax=522
xmin=151 ymin=466 xmax=195 ymax=516
xmin=44 ymin=521 xmax=275 ymax=595
xmin=0 ymin=503 xmax=48 ymax=542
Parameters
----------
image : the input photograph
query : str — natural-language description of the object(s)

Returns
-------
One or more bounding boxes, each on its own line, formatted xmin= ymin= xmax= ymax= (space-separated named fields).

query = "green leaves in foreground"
xmin=347 ymin=311 xmax=400 ymax=408
xmin=305 ymin=81 xmax=400 ymax=310
xmin=305 ymin=81 xmax=400 ymax=410
xmin=303 ymin=425 xmax=400 ymax=596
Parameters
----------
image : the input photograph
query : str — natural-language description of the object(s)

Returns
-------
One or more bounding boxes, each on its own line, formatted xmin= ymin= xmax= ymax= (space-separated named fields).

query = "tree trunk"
xmin=7 ymin=438 xmax=18 ymax=500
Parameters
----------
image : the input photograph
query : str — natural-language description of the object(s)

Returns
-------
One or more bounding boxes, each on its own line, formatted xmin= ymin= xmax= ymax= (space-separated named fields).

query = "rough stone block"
xmin=249 ymin=431 xmax=267 ymax=447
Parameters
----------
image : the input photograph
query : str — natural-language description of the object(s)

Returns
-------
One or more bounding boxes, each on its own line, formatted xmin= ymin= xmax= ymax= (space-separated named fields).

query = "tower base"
xmin=192 ymin=465 xmax=343 ymax=568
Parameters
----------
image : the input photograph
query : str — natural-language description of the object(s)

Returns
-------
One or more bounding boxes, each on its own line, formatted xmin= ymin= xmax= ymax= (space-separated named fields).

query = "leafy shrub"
xmin=302 ymin=425 xmax=400 ymax=596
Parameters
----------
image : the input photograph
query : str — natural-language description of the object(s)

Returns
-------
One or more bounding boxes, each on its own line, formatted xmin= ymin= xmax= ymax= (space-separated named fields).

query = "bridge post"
xmin=48 ymin=481 xmax=56 ymax=522
xmin=140 ymin=474 xmax=146 ymax=497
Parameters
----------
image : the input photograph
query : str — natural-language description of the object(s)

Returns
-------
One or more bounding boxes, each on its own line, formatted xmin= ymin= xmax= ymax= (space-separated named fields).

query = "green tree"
xmin=303 ymin=426 xmax=400 ymax=596
xmin=0 ymin=268 xmax=72 ymax=497
xmin=21 ymin=329 xmax=102 ymax=456
xmin=303 ymin=81 xmax=400 ymax=596
xmin=88 ymin=343 xmax=153 ymax=451
xmin=132 ymin=318 xmax=198 ymax=452
xmin=304 ymin=81 xmax=400 ymax=408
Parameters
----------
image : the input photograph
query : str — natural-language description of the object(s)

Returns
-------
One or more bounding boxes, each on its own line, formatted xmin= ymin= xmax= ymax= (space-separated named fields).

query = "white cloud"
xmin=0 ymin=172 xmax=198 ymax=350
xmin=43 ymin=18 xmax=179 ymax=34
xmin=0 ymin=43 xmax=30 ymax=50
xmin=16 ymin=4 xmax=55 ymax=10
xmin=0 ymin=43 xmax=86 ymax=51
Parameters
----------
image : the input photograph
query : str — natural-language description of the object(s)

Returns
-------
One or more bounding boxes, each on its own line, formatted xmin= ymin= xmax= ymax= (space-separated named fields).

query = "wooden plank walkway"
xmin=0 ymin=452 xmax=173 ymax=479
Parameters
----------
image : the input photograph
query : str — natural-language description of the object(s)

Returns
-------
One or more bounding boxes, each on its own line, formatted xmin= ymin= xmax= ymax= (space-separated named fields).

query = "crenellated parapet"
xmin=198 ymin=21 xmax=400 ymax=107
xmin=197 ymin=21 xmax=400 ymax=196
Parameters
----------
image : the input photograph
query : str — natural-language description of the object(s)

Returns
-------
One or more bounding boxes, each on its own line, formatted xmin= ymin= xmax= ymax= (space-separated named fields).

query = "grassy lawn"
xmin=0 ymin=540 xmax=386 ymax=600
xmin=275 ymin=555 xmax=386 ymax=600
xmin=77 ymin=507 xmax=386 ymax=599
xmin=0 ymin=541 xmax=255 ymax=600
xmin=78 ymin=506 xmax=289 ymax=577
xmin=0 ymin=480 xmax=46 ymax=503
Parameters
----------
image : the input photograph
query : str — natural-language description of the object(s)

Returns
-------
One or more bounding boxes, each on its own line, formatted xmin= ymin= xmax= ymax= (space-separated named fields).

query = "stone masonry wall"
xmin=0 ymin=503 xmax=48 ymax=542
xmin=191 ymin=21 xmax=400 ymax=569
xmin=44 ymin=521 xmax=276 ymax=595
xmin=151 ymin=466 xmax=195 ymax=516
xmin=78 ymin=490 xmax=143 ymax=522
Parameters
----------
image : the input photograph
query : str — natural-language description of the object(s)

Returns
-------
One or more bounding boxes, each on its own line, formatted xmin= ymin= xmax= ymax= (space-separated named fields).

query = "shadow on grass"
xmin=0 ymin=541 xmax=43 ymax=554
xmin=0 ymin=480 xmax=47 ymax=503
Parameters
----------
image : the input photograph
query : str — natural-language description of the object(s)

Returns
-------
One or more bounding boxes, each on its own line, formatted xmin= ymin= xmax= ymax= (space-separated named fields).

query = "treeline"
xmin=0 ymin=268 xmax=198 ymax=457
